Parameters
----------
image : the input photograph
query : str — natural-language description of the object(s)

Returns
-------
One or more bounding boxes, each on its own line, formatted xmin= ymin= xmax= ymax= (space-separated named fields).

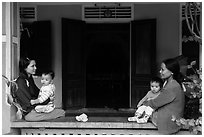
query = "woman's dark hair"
xmin=19 ymin=57 xmax=32 ymax=75
xmin=42 ymin=70 xmax=55 ymax=79
xmin=150 ymin=77 xmax=163 ymax=88
xmin=163 ymin=58 xmax=183 ymax=86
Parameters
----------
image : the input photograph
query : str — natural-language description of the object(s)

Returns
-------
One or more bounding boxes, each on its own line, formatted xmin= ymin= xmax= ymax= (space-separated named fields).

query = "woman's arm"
xmin=29 ymin=76 xmax=40 ymax=99
xmin=143 ymin=88 xmax=176 ymax=109
xmin=15 ymin=78 xmax=32 ymax=110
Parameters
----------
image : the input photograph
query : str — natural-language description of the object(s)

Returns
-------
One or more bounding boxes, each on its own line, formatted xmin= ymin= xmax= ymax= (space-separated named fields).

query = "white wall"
xmin=134 ymin=3 xmax=181 ymax=69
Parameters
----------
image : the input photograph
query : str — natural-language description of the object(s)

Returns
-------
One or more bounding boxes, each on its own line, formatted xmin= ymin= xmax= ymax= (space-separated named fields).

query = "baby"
xmin=128 ymin=77 xmax=163 ymax=123
xmin=30 ymin=70 xmax=55 ymax=113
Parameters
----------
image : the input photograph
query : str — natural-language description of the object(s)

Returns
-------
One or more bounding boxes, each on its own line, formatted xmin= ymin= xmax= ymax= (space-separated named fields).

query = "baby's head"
xmin=41 ymin=70 xmax=55 ymax=86
xmin=150 ymin=77 xmax=163 ymax=93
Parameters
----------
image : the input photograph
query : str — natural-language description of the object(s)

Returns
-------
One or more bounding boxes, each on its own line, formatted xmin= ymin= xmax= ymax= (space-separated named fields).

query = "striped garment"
xmin=35 ymin=84 xmax=55 ymax=113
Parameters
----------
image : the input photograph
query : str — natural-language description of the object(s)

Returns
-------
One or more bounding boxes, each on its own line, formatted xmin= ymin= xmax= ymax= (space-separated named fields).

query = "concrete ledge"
xmin=11 ymin=116 xmax=157 ymax=129
xmin=11 ymin=121 xmax=157 ymax=129
xmin=10 ymin=116 xmax=190 ymax=135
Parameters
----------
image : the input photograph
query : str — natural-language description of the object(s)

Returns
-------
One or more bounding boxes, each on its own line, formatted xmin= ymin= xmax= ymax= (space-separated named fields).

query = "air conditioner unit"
xmin=82 ymin=3 xmax=134 ymax=22
xmin=20 ymin=6 xmax=37 ymax=23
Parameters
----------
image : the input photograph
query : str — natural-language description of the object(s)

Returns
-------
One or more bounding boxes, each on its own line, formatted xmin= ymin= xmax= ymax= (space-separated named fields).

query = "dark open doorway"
xmin=85 ymin=23 xmax=130 ymax=109
xmin=62 ymin=18 xmax=156 ymax=110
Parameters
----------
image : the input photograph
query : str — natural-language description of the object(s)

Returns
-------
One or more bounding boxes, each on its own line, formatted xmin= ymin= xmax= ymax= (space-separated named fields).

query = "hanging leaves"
xmin=172 ymin=60 xmax=202 ymax=134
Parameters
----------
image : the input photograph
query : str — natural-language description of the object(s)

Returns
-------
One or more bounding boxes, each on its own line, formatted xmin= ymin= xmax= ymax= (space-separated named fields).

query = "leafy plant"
xmin=172 ymin=61 xmax=202 ymax=134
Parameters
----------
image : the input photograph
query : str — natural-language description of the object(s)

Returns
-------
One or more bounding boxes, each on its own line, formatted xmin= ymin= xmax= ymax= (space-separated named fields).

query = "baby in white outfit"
xmin=128 ymin=77 xmax=163 ymax=123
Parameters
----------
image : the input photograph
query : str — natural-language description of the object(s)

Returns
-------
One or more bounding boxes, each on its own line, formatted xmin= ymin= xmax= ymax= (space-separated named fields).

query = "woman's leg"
xmin=25 ymin=108 xmax=65 ymax=121
xmin=150 ymin=111 xmax=158 ymax=126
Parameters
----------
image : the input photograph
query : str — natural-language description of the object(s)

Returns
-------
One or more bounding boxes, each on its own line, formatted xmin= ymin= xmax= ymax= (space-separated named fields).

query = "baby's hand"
xmin=137 ymin=103 xmax=142 ymax=108
xmin=30 ymin=100 xmax=35 ymax=105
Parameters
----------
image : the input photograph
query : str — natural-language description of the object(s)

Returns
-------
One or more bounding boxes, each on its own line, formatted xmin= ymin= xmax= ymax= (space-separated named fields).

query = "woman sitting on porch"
xmin=15 ymin=57 xmax=65 ymax=121
xmin=143 ymin=58 xmax=185 ymax=134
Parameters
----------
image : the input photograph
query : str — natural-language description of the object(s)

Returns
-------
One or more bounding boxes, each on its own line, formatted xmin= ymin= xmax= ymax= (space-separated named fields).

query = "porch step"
xmin=11 ymin=117 xmax=190 ymax=135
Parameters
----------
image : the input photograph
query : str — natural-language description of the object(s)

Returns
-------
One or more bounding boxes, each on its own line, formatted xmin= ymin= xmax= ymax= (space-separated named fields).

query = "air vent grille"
xmin=20 ymin=6 xmax=37 ymax=22
xmin=83 ymin=4 xmax=133 ymax=22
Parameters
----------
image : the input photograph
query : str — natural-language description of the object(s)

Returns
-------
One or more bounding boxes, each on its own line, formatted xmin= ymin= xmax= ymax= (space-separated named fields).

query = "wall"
xmin=22 ymin=3 xmax=181 ymax=108
xmin=134 ymin=3 xmax=181 ymax=69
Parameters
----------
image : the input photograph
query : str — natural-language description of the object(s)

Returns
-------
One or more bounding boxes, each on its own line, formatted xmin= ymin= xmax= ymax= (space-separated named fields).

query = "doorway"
xmin=62 ymin=18 xmax=156 ymax=110
xmin=85 ymin=23 xmax=130 ymax=109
